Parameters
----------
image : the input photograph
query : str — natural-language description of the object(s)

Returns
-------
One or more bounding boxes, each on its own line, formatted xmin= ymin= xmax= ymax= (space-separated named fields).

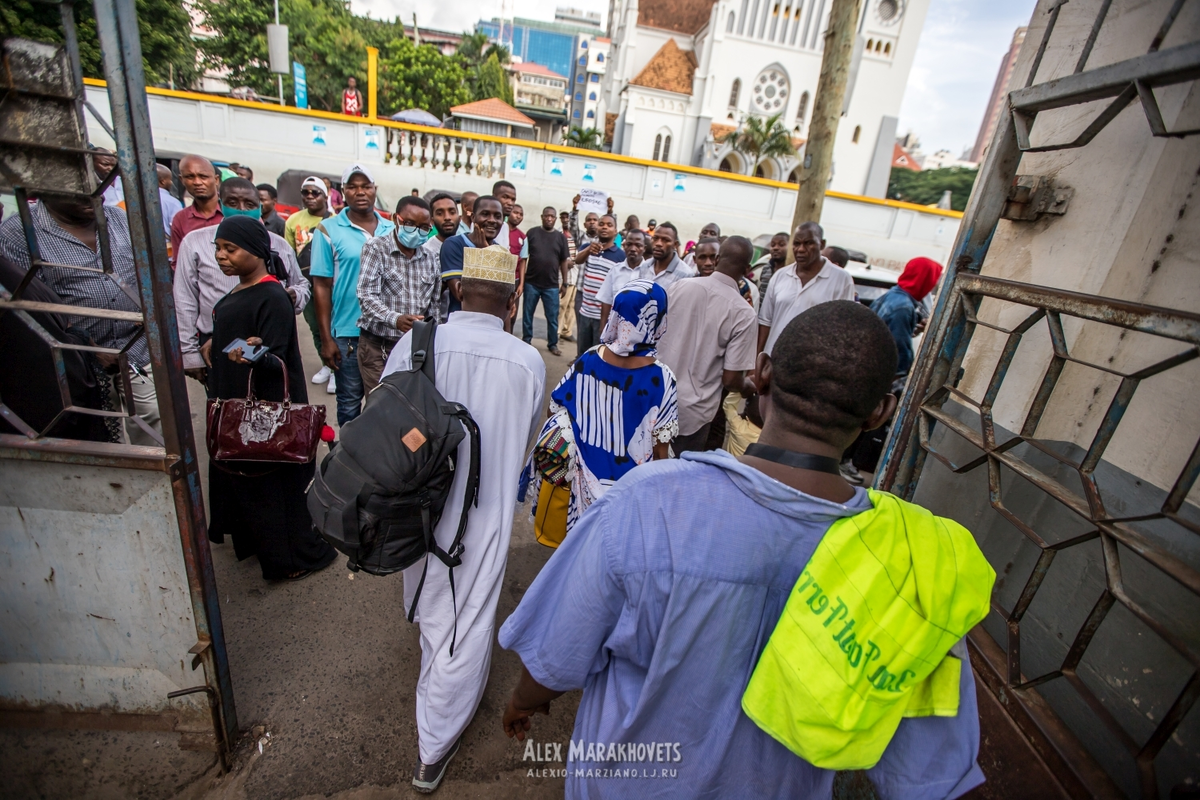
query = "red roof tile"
xmin=639 ymin=0 xmax=718 ymax=34
xmin=630 ymin=39 xmax=697 ymax=95
xmin=450 ymin=98 xmax=536 ymax=128
xmin=893 ymin=142 xmax=921 ymax=171
xmin=509 ymin=62 xmax=567 ymax=80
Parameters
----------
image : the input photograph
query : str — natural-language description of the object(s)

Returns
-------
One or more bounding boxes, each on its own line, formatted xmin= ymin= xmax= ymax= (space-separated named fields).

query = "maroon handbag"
xmin=206 ymin=355 xmax=325 ymax=463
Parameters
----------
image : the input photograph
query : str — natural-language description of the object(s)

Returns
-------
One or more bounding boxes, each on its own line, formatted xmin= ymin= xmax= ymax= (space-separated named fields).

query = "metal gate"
xmin=876 ymin=1 xmax=1200 ymax=797
xmin=0 ymin=0 xmax=235 ymax=760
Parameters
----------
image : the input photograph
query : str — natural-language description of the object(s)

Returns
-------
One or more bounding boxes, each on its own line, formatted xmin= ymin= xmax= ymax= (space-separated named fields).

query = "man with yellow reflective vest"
xmin=498 ymin=300 xmax=993 ymax=799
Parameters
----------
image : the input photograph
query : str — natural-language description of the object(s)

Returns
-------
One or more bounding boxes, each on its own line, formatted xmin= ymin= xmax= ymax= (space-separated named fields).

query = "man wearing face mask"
xmin=355 ymin=196 xmax=441 ymax=390
xmin=173 ymin=178 xmax=308 ymax=386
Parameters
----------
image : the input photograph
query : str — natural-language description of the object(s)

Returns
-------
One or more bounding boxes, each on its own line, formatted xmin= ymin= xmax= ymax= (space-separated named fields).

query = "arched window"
xmin=662 ymin=135 xmax=672 ymax=161
xmin=597 ymin=53 xmax=604 ymax=62
xmin=729 ymin=78 xmax=741 ymax=109
xmin=719 ymin=156 xmax=735 ymax=172
xmin=577 ymin=74 xmax=584 ymax=83
xmin=796 ymin=90 xmax=809 ymax=124
xmin=875 ymin=40 xmax=883 ymax=53
xmin=573 ymin=109 xmax=580 ymax=118
xmin=884 ymin=42 xmax=891 ymax=55
xmin=575 ymin=92 xmax=583 ymax=102
xmin=727 ymin=11 xmax=736 ymax=31
xmin=852 ymin=125 xmax=861 ymax=143
xmin=580 ymin=40 xmax=588 ymax=49
xmin=579 ymin=55 xmax=587 ymax=65
xmin=590 ymin=74 xmax=599 ymax=82
xmin=587 ymin=110 xmax=595 ymax=118
xmin=653 ymin=134 xmax=663 ymax=161
xmin=867 ymin=38 xmax=874 ymax=51
xmin=588 ymin=91 xmax=596 ymax=100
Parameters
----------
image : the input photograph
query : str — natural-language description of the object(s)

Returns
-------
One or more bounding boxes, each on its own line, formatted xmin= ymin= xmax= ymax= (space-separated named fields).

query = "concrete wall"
xmin=0 ymin=457 xmax=208 ymax=731
xmin=82 ymin=83 xmax=961 ymax=268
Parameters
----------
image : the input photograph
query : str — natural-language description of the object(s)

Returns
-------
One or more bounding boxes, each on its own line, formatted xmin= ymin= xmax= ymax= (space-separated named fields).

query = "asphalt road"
xmin=2 ymin=304 xmax=582 ymax=800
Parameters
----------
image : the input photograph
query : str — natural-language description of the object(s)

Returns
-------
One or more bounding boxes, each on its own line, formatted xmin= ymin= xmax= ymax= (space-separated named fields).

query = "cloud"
xmin=347 ymin=0 xmax=609 ymax=36
xmin=897 ymin=0 xmax=1037 ymax=157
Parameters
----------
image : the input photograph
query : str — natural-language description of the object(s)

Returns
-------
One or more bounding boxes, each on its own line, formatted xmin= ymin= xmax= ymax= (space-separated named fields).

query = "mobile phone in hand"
xmin=222 ymin=338 xmax=267 ymax=362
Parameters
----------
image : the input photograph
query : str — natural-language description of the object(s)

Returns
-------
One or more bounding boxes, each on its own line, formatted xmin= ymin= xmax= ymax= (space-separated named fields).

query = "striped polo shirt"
xmin=579 ymin=244 xmax=626 ymax=320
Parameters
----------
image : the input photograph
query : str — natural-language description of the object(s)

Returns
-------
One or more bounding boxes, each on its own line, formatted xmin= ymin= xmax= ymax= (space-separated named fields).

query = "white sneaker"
xmin=326 ymin=373 xmax=337 ymax=394
xmin=311 ymin=365 xmax=332 ymax=384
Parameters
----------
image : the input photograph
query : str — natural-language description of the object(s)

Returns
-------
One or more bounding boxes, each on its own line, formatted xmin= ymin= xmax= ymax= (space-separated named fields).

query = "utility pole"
xmin=790 ymin=0 xmax=861 ymax=237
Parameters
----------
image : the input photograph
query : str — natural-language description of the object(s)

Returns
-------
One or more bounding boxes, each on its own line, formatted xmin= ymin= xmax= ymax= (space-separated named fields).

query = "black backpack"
xmin=307 ymin=321 xmax=480 ymax=632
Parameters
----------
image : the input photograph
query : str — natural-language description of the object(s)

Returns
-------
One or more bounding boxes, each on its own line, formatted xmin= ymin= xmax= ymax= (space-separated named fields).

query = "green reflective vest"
xmin=742 ymin=489 xmax=995 ymax=770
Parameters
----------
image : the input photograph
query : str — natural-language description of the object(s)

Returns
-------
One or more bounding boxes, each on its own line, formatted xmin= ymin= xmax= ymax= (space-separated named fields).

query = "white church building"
xmin=600 ymin=0 xmax=929 ymax=197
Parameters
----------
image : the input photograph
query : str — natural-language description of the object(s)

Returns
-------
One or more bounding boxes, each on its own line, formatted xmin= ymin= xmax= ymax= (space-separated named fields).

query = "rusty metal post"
xmin=91 ymin=0 xmax=238 ymax=747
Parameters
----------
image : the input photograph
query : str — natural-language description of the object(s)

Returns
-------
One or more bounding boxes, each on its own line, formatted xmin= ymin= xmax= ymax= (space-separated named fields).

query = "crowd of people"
xmin=0 ymin=150 xmax=992 ymax=799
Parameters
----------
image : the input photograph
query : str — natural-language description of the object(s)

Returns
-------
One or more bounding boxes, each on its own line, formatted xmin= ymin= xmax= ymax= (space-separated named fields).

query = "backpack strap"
xmin=404 ymin=406 xmax=482 ymax=657
xmin=410 ymin=319 xmax=437 ymax=383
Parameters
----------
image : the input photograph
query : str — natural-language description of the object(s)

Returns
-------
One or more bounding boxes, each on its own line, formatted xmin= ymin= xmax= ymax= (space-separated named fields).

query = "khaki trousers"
xmin=559 ymin=284 xmax=577 ymax=338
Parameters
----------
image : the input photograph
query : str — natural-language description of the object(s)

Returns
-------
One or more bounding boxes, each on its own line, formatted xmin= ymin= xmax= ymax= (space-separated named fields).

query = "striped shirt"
xmin=578 ymin=244 xmax=625 ymax=320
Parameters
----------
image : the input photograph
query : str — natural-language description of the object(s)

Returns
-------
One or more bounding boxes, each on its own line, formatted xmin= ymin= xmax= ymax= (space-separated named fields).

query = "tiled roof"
xmin=630 ymin=39 xmax=697 ymax=95
xmin=893 ymin=142 xmax=921 ymax=171
xmin=710 ymin=122 xmax=736 ymax=142
xmin=509 ymin=62 xmax=567 ymax=80
xmin=450 ymin=98 xmax=536 ymax=128
xmin=639 ymin=0 xmax=718 ymax=34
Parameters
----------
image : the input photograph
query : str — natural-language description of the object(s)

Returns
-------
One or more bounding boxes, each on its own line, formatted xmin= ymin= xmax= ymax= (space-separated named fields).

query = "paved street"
xmin=2 ymin=307 xmax=581 ymax=800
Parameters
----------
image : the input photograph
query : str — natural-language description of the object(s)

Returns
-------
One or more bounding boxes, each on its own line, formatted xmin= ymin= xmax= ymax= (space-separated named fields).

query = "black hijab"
xmin=214 ymin=215 xmax=288 ymax=283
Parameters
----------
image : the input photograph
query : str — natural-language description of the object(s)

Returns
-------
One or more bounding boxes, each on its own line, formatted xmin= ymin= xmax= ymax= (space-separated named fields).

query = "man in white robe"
xmin=381 ymin=245 xmax=545 ymax=793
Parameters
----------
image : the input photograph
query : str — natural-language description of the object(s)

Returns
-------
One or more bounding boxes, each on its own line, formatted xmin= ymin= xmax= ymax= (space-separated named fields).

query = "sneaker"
xmin=840 ymin=461 xmax=864 ymax=486
xmin=311 ymin=365 xmax=332 ymax=384
xmin=412 ymin=737 xmax=460 ymax=794
xmin=326 ymin=373 xmax=337 ymax=394
xmin=548 ymin=346 xmax=562 ymax=356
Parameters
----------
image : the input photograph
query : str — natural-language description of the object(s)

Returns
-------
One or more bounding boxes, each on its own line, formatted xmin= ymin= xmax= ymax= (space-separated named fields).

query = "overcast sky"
xmin=348 ymin=0 xmax=1037 ymax=157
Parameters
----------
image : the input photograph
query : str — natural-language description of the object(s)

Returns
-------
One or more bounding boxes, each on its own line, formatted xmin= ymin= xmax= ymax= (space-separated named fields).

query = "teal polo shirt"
xmin=309 ymin=209 xmax=395 ymax=339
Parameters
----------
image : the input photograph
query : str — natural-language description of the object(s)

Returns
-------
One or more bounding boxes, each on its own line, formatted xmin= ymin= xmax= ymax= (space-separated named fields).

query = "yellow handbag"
xmin=534 ymin=479 xmax=571 ymax=549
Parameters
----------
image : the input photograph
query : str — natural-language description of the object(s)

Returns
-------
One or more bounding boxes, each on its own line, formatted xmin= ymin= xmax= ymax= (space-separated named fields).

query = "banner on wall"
xmin=508 ymin=147 xmax=529 ymax=177
xmin=550 ymin=157 xmax=565 ymax=177
xmin=363 ymin=128 xmax=381 ymax=152
xmin=673 ymin=173 xmax=687 ymax=193
xmin=292 ymin=62 xmax=308 ymax=109
xmin=312 ymin=125 xmax=326 ymax=146
xmin=583 ymin=163 xmax=597 ymax=182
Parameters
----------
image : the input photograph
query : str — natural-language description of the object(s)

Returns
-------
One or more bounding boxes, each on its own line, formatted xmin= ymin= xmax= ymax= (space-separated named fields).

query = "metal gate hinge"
xmin=1001 ymin=176 xmax=1073 ymax=221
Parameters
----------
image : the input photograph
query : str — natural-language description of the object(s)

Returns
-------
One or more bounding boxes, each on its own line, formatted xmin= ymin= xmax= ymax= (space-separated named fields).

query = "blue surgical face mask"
xmin=221 ymin=204 xmax=261 ymax=220
xmin=396 ymin=226 xmax=428 ymax=250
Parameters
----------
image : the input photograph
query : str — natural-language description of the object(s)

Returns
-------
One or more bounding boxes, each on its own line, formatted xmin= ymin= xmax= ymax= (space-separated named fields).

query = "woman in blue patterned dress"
xmin=549 ymin=279 xmax=679 ymax=531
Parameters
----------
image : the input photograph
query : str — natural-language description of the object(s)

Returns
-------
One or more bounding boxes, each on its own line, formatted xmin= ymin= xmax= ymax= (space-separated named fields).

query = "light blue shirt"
xmin=499 ymin=450 xmax=984 ymax=800
xmin=309 ymin=209 xmax=394 ymax=338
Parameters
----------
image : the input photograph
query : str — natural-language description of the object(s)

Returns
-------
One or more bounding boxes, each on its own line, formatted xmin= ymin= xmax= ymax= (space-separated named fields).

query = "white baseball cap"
xmin=342 ymin=163 xmax=375 ymax=185
xmin=300 ymin=176 xmax=326 ymax=195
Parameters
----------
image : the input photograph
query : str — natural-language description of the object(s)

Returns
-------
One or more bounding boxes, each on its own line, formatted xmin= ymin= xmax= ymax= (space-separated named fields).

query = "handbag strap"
xmin=242 ymin=353 xmax=291 ymax=405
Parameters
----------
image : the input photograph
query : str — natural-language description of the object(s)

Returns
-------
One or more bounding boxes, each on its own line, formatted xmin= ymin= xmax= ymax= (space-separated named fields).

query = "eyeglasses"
xmin=400 ymin=224 xmax=433 ymax=235
xmin=301 ymin=189 xmax=324 ymax=197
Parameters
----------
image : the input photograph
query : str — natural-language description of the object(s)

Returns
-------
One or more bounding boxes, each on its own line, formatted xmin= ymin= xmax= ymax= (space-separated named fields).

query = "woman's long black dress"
xmin=207 ymin=278 xmax=335 ymax=579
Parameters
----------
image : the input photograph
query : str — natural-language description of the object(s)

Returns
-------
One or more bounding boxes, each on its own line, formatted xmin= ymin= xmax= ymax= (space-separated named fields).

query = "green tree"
xmin=563 ymin=126 xmax=603 ymax=150
xmin=198 ymin=0 xmax=385 ymax=111
xmin=0 ymin=0 xmax=197 ymax=88
xmin=472 ymin=51 xmax=513 ymax=104
xmin=725 ymin=113 xmax=795 ymax=176
xmin=378 ymin=37 xmax=470 ymax=119
xmin=887 ymin=166 xmax=979 ymax=212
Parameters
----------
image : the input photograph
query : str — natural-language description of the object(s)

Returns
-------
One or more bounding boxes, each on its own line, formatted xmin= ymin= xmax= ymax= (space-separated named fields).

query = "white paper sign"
xmin=577 ymin=188 xmax=608 ymax=215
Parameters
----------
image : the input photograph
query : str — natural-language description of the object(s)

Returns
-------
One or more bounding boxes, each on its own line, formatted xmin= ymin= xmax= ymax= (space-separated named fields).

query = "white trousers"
xmin=107 ymin=365 xmax=162 ymax=447
xmin=403 ymin=519 xmax=511 ymax=765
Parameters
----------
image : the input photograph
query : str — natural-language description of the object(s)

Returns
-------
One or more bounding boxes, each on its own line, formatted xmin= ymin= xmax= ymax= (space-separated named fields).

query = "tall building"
xmin=508 ymin=62 xmax=570 ymax=142
xmin=477 ymin=14 xmax=608 ymax=80
xmin=969 ymin=27 xmax=1027 ymax=164
xmin=568 ymin=35 xmax=611 ymax=130
xmin=601 ymin=0 xmax=931 ymax=196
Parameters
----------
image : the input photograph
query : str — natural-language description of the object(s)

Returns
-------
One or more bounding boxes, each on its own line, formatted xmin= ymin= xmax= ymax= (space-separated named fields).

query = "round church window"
xmin=751 ymin=67 xmax=790 ymax=115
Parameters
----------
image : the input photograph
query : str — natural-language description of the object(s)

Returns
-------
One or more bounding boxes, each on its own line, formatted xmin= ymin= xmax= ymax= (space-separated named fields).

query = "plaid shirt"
xmin=0 ymin=202 xmax=150 ymax=368
xmin=356 ymin=230 xmax=441 ymax=339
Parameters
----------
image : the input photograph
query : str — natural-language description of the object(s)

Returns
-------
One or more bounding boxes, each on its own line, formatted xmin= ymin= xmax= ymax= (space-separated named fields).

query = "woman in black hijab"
xmin=207 ymin=216 xmax=335 ymax=581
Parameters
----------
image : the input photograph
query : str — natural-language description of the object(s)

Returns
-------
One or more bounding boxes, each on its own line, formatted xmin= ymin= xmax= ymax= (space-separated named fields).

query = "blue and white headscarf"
xmin=600 ymin=278 xmax=669 ymax=357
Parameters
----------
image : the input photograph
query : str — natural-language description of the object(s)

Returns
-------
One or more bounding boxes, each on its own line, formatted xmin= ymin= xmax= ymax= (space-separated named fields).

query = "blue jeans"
xmin=334 ymin=336 xmax=363 ymax=427
xmin=522 ymin=284 xmax=560 ymax=349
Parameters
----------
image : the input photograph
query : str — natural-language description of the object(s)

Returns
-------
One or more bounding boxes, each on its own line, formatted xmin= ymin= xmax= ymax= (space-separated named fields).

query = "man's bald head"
xmin=716 ymin=235 xmax=753 ymax=280
xmin=155 ymin=164 xmax=173 ymax=190
xmin=179 ymin=154 xmax=219 ymax=202
xmin=792 ymin=222 xmax=826 ymax=271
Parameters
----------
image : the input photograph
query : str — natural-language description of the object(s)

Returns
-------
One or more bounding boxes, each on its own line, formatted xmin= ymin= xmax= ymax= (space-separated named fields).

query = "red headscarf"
xmin=897 ymin=257 xmax=943 ymax=301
